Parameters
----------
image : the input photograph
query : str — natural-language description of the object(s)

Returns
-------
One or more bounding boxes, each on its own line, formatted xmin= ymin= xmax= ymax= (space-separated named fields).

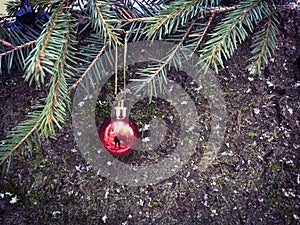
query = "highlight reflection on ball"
xmin=98 ymin=118 xmax=139 ymax=156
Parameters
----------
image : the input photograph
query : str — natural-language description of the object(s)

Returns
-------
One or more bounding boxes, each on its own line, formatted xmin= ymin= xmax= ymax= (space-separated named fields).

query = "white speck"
xmin=116 ymin=188 xmax=120 ymax=193
xmin=142 ymin=124 xmax=150 ymax=131
xmin=283 ymin=62 xmax=288 ymax=70
xmin=295 ymin=81 xmax=300 ymax=87
xmin=210 ymin=209 xmax=217 ymax=216
xmin=102 ymin=215 xmax=108 ymax=223
xmin=0 ymin=193 xmax=4 ymax=198
xmin=257 ymin=155 xmax=263 ymax=160
xmin=137 ymin=199 xmax=144 ymax=206
xmin=221 ymin=151 xmax=233 ymax=156
xmin=169 ymin=115 xmax=173 ymax=120
xmin=71 ymin=148 xmax=77 ymax=153
xmin=288 ymin=108 xmax=293 ymax=115
xmin=248 ymin=64 xmax=258 ymax=75
xmin=104 ymin=191 xmax=109 ymax=199
xmin=78 ymin=101 xmax=84 ymax=108
xmin=122 ymin=222 xmax=129 ymax=225
xmin=293 ymin=214 xmax=299 ymax=220
xmin=142 ymin=137 xmax=150 ymax=142
xmin=285 ymin=159 xmax=294 ymax=166
xmin=281 ymin=188 xmax=296 ymax=197
xmin=9 ymin=196 xmax=18 ymax=204
xmin=186 ymin=171 xmax=190 ymax=178
xmin=266 ymin=80 xmax=274 ymax=87
xmin=52 ymin=211 xmax=61 ymax=217
xmin=246 ymin=88 xmax=251 ymax=93
xmin=181 ymin=100 xmax=188 ymax=105
xmin=5 ymin=192 xmax=12 ymax=196
xmin=107 ymin=161 xmax=112 ymax=166
xmin=187 ymin=126 xmax=194 ymax=132
xmin=77 ymin=131 xmax=82 ymax=136
xmin=258 ymin=197 xmax=264 ymax=202
xmin=128 ymin=214 xmax=132 ymax=219
xmin=75 ymin=165 xmax=81 ymax=171
xmin=248 ymin=77 xmax=254 ymax=81
xmin=253 ymin=108 xmax=260 ymax=114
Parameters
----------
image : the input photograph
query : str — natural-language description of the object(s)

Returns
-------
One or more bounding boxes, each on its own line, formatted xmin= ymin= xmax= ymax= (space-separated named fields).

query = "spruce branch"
xmin=0 ymin=40 xmax=36 ymax=56
xmin=131 ymin=10 xmax=200 ymax=99
xmin=0 ymin=111 xmax=40 ymax=166
xmin=0 ymin=38 xmax=15 ymax=49
xmin=69 ymin=40 xmax=109 ymax=91
xmin=87 ymin=0 xmax=120 ymax=45
xmin=143 ymin=0 xmax=204 ymax=39
xmin=199 ymin=0 xmax=271 ymax=73
xmin=248 ymin=11 xmax=279 ymax=75
xmin=36 ymin=17 xmax=76 ymax=137
xmin=189 ymin=12 xmax=215 ymax=57
xmin=24 ymin=3 xmax=66 ymax=85
xmin=143 ymin=0 xmax=236 ymax=40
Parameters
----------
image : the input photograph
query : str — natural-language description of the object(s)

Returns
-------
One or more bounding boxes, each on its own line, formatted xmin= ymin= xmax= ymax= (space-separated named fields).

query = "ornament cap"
xmin=115 ymin=100 xmax=127 ymax=119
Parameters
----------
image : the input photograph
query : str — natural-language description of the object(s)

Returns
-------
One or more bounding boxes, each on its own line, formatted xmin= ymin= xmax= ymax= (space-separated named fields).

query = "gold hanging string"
xmin=123 ymin=34 xmax=128 ymax=101
xmin=114 ymin=43 xmax=120 ymax=106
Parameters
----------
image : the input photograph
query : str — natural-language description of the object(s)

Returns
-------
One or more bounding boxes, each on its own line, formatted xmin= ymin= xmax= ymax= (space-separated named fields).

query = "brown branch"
xmin=0 ymin=39 xmax=15 ymax=49
xmin=206 ymin=6 xmax=236 ymax=14
xmin=206 ymin=2 xmax=260 ymax=65
xmin=145 ymin=10 xmax=201 ymax=84
xmin=120 ymin=17 xmax=156 ymax=22
xmin=0 ymin=40 xmax=36 ymax=56
xmin=68 ymin=41 xmax=109 ymax=91
xmin=189 ymin=13 xmax=215 ymax=57
xmin=113 ymin=2 xmax=136 ymax=20
xmin=0 ymin=123 xmax=39 ymax=166
xmin=94 ymin=0 xmax=118 ymax=42
xmin=254 ymin=14 xmax=271 ymax=67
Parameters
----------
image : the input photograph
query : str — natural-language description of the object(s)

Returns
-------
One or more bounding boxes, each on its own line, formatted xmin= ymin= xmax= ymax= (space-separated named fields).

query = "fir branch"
xmin=37 ymin=16 xmax=76 ymax=137
xmin=143 ymin=0 xmax=236 ymax=40
xmin=131 ymin=10 xmax=200 ymax=99
xmin=0 ymin=111 xmax=41 ymax=166
xmin=143 ymin=0 xmax=203 ymax=39
xmin=0 ymin=39 xmax=15 ymax=49
xmin=69 ymin=40 xmax=109 ymax=91
xmin=199 ymin=0 xmax=270 ymax=73
xmin=24 ymin=4 xmax=65 ymax=85
xmin=189 ymin=12 xmax=215 ymax=57
xmin=249 ymin=11 xmax=279 ymax=74
xmin=0 ymin=40 xmax=36 ymax=56
xmin=87 ymin=0 xmax=120 ymax=45
xmin=121 ymin=17 xmax=156 ymax=22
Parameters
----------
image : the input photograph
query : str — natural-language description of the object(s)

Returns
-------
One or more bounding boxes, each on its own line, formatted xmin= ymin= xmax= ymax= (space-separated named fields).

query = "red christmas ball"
xmin=98 ymin=117 xmax=139 ymax=156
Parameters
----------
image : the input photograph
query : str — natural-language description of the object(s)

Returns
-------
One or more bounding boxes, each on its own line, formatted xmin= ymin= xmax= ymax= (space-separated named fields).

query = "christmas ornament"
xmin=16 ymin=0 xmax=36 ymax=25
xmin=98 ymin=37 xmax=138 ymax=156
xmin=99 ymin=101 xmax=139 ymax=156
